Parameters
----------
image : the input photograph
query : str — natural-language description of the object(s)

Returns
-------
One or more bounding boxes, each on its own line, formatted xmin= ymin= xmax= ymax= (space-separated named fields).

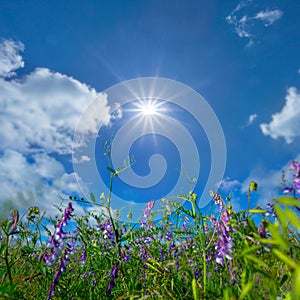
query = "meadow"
xmin=0 ymin=160 xmax=299 ymax=299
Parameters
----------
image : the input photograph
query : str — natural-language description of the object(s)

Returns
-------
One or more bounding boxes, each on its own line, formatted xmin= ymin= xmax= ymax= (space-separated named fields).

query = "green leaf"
xmin=275 ymin=196 xmax=300 ymax=207
xmin=238 ymin=282 xmax=253 ymax=300
xmin=146 ymin=262 xmax=162 ymax=274
xmin=285 ymin=208 xmax=300 ymax=230
xmin=244 ymin=254 xmax=269 ymax=269
xmin=267 ymin=222 xmax=289 ymax=249
xmin=239 ymin=245 xmax=261 ymax=257
xmin=258 ymin=237 xmax=281 ymax=246
xmin=280 ymin=274 xmax=289 ymax=286
xmin=146 ymin=259 xmax=163 ymax=274
xmin=248 ymin=209 xmax=267 ymax=214
xmin=0 ymin=243 xmax=6 ymax=255
xmin=107 ymin=166 xmax=116 ymax=174
xmin=294 ymin=267 xmax=300 ymax=298
xmin=246 ymin=217 xmax=257 ymax=232
xmin=272 ymin=249 xmax=298 ymax=270
xmin=41 ymin=224 xmax=52 ymax=236
xmin=90 ymin=192 xmax=96 ymax=203
xmin=192 ymin=278 xmax=200 ymax=300
xmin=275 ymin=205 xmax=288 ymax=233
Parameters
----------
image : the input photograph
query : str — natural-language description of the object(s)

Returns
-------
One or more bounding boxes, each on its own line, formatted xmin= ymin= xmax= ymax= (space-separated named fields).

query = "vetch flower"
xmin=290 ymin=160 xmax=300 ymax=195
xmin=265 ymin=203 xmax=277 ymax=219
xmin=121 ymin=245 xmax=131 ymax=263
xmin=214 ymin=209 xmax=234 ymax=266
xmin=81 ymin=249 xmax=87 ymax=265
xmin=45 ymin=203 xmax=78 ymax=299
xmin=62 ymin=202 xmax=74 ymax=225
xmin=8 ymin=209 xmax=19 ymax=234
xmin=142 ymin=200 xmax=155 ymax=218
xmin=98 ymin=220 xmax=115 ymax=243
xmin=258 ymin=222 xmax=268 ymax=238
xmin=257 ymin=222 xmax=271 ymax=252
xmin=106 ymin=262 xmax=119 ymax=297
xmin=283 ymin=187 xmax=294 ymax=194
xmin=213 ymin=193 xmax=221 ymax=205
xmin=165 ymin=231 xmax=173 ymax=241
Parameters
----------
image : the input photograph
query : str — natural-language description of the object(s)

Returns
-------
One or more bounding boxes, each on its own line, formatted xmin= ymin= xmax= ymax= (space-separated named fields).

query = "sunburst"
xmin=133 ymin=99 xmax=164 ymax=117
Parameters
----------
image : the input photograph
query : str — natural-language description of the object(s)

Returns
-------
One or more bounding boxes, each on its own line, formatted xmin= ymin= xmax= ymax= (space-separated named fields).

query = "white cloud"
xmin=0 ymin=67 xmax=111 ymax=154
xmin=226 ymin=2 xmax=283 ymax=46
xmin=0 ymin=150 xmax=87 ymax=213
xmin=74 ymin=92 xmax=110 ymax=136
xmin=260 ymin=87 xmax=300 ymax=144
xmin=226 ymin=3 xmax=254 ymax=47
xmin=217 ymin=176 xmax=240 ymax=193
xmin=72 ymin=155 xmax=91 ymax=164
xmin=0 ymin=39 xmax=112 ymax=217
xmin=0 ymin=40 xmax=24 ymax=78
xmin=255 ymin=9 xmax=283 ymax=27
xmin=247 ymin=113 xmax=257 ymax=126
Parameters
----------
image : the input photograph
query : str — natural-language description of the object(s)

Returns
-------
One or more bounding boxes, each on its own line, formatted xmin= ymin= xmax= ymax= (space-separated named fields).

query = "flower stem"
xmin=4 ymin=234 xmax=13 ymax=285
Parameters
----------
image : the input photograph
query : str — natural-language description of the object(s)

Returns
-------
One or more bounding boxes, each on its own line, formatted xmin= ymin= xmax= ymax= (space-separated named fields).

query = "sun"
xmin=124 ymin=98 xmax=168 ymax=134
xmin=140 ymin=102 xmax=158 ymax=116
xmin=134 ymin=99 xmax=163 ymax=117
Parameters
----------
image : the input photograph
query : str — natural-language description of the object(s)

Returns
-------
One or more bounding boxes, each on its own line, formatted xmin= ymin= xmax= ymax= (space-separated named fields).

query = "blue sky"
xmin=0 ymin=0 xmax=299 ymax=221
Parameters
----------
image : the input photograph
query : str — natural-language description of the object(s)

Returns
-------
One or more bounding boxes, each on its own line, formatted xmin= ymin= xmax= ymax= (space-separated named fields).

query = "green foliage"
xmin=0 ymin=176 xmax=299 ymax=299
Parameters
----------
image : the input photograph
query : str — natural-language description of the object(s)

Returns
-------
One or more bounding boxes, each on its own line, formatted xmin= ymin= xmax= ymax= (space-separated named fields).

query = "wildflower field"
xmin=1 ymin=161 xmax=300 ymax=300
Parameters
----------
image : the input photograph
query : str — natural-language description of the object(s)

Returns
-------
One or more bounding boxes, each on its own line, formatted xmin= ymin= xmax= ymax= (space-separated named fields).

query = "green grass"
xmin=1 ymin=164 xmax=300 ymax=299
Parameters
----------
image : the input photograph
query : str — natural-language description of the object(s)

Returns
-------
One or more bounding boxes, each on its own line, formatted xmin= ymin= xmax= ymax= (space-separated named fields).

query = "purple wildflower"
xmin=290 ymin=160 xmax=300 ymax=195
xmin=47 ymin=284 xmax=55 ymax=300
xmin=258 ymin=222 xmax=268 ymax=238
xmin=144 ymin=236 xmax=152 ymax=246
xmin=206 ymin=248 xmax=212 ymax=263
xmin=231 ymin=267 xmax=236 ymax=285
xmin=165 ymin=231 xmax=173 ymax=241
xmin=265 ymin=203 xmax=277 ymax=219
xmin=214 ymin=209 xmax=234 ymax=266
xmin=213 ymin=192 xmax=221 ymax=205
xmin=44 ymin=203 xmax=77 ymax=299
xmin=140 ymin=219 xmax=146 ymax=228
xmin=257 ymin=222 xmax=271 ymax=252
xmin=139 ymin=245 xmax=151 ymax=267
xmin=283 ymin=186 xmax=294 ymax=194
xmin=121 ymin=245 xmax=131 ymax=263
xmin=81 ymin=249 xmax=87 ymax=265
xmin=182 ymin=216 xmax=189 ymax=231
xmin=9 ymin=209 xmax=19 ymax=234
xmin=142 ymin=200 xmax=155 ymax=218
xmin=98 ymin=220 xmax=115 ymax=243
xmin=63 ymin=202 xmax=74 ymax=225
xmin=106 ymin=262 xmax=119 ymax=297
xmin=159 ymin=249 xmax=166 ymax=261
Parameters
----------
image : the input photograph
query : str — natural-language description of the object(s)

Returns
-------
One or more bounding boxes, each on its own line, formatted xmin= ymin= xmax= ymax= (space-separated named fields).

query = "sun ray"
xmin=120 ymin=98 xmax=169 ymax=147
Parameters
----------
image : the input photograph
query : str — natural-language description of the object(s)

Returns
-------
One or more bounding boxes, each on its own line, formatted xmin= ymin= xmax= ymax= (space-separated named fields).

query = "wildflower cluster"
xmin=1 ymin=160 xmax=300 ymax=299
xmin=140 ymin=199 xmax=155 ymax=228
xmin=281 ymin=160 xmax=300 ymax=199
xmin=42 ymin=202 xmax=78 ymax=299
xmin=106 ymin=262 xmax=119 ymax=297
xmin=97 ymin=219 xmax=115 ymax=246
xmin=209 ymin=192 xmax=235 ymax=267
xmin=214 ymin=209 xmax=234 ymax=266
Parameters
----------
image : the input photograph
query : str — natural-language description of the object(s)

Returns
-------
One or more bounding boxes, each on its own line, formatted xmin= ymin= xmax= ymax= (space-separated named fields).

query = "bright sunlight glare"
xmin=133 ymin=99 xmax=164 ymax=118
xmin=141 ymin=103 xmax=157 ymax=116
